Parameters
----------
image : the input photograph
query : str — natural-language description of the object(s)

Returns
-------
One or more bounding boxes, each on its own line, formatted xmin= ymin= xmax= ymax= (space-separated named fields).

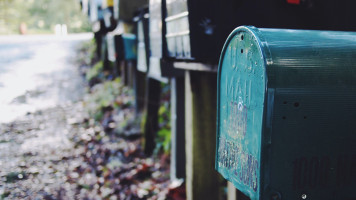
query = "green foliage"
xmin=84 ymin=78 xmax=134 ymax=122
xmin=86 ymin=61 xmax=104 ymax=81
xmin=76 ymin=39 xmax=98 ymax=66
xmin=155 ymin=100 xmax=171 ymax=153
xmin=0 ymin=0 xmax=90 ymax=34
xmin=1 ymin=191 xmax=10 ymax=199
xmin=157 ymin=128 xmax=171 ymax=153
xmin=5 ymin=171 xmax=26 ymax=183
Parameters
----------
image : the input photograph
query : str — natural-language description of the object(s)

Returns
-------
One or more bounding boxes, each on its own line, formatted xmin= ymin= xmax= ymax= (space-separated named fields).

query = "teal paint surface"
xmin=216 ymin=27 xmax=266 ymax=200
xmin=122 ymin=33 xmax=137 ymax=60
xmin=216 ymin=26 xmax=356 ymax=200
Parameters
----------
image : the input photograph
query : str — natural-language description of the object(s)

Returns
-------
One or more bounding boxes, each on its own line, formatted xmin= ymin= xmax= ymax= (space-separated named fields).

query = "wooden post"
xmin=228 ymin=182 xmax=237 ymax=200
xmin=170 ymin=77 xmax=186 ymax=180
xmin=185 ymin=70 xmax=221 ymax=200
xmin=134 ymin=69 xmax=146 ymax=114
xmin=127 ymin=61 xmax=135 ymax=88
xmin=94 ymin=32 xmax=102 ymax=59
xmin=144 ymin=78 xmax=161 ymax=155
xmin=228 ymin=182 xmax=251 ymax=200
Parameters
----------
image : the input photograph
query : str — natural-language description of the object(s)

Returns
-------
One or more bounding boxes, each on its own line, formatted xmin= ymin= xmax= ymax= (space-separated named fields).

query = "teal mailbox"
xmin=116 ymin=33 xmax=137 ymax=61
xmin=216 ymin=26 xmax=356 ymax=200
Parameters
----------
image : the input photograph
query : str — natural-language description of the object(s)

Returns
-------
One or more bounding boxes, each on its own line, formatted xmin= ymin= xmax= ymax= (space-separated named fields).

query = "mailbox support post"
xmin=120 ymin=61 xmax=128 ymax=86
xmin=227 ymin=182 xmax=237 ymax=200
xmin=185 ymin=70 xmax=221 ymax=200
xmin=144 ymin=77 xmax=161 ymax=155
xmin=127 ymin=61 xmax=135 ymax=88
xmin=227 ymin=182 xmax=250 ymax=200
xmin=170 ymin=77 xmax=186 ymax=180
xmin=134 ymin=70 xmax=146 ymax=114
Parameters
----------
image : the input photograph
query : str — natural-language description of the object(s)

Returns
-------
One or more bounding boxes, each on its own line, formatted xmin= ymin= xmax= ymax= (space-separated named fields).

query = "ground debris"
xmin=0 ymin=90 xmax=179 ymax=200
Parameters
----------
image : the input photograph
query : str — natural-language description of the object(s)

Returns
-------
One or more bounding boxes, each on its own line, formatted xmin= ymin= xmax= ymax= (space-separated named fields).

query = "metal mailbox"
xmin=119 ymin=0 xmax=148 ymax=22
xmin=106 ymin=33 xmax=137 ymax=64
xmin=106 ymin=32 xmax=117 ymax=62
xmin=89 ymin=0 xmax=104 ymax=23
xmin=216 ymin=26 xmax=356 ymax=200
xmin=102 ymin=5 xmax=116 ymax=31
xmin=134 ymin=8 xmax=150 ymax=73
xmin=147 ymin=0 xmax=166 ymax=81
xmin=147 ymin=0 xmax=182 ymax=82
xmin=165 ymin=0 xmax=356 ymax=64
xmin=115 ymin=34 xmax=137 ymax=61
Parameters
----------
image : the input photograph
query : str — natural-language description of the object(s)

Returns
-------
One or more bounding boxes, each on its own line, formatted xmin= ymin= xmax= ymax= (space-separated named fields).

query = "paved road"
xmin=0 ymin=33 xmax=92 ymax=123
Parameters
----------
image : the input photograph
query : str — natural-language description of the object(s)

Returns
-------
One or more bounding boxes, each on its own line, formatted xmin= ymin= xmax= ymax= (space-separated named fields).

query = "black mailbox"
xmin=165 ymin=0 xmax=356 ymax=65
xmin=103 ymin=7 xmax=116 ymax=31
xmin=118 ymin=0 xmax=148 ymax=22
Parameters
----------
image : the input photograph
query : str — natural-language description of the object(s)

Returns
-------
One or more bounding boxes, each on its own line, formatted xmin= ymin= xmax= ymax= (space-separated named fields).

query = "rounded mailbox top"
xmin=218 ymin=26 xmax=269 ymax=79
xmin=219 ymin=26 xmax=356 ymax=88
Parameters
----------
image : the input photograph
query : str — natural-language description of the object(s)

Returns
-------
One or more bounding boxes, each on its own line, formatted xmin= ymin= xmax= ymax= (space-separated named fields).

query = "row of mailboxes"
xmin=216 ymin=26 xmax=356 ymax=200
xmin=107 ymin=33 xmax=137 ymax=63
xmin=86 ymin=0 xmax=356 ymax=72
xmin=84 ymin=0 xmax=148 ymax=34
xmin=102 ymin=0 xmax=356 ymax=72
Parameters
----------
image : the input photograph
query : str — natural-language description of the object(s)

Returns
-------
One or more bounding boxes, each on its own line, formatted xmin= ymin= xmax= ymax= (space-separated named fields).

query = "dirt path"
xmin=0 ymin=102 xmax=85 ymax=199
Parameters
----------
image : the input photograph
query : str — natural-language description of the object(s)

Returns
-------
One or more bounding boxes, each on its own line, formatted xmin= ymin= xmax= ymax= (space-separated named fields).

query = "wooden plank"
xmin=185 ymin=70 xmax=221 ymax=200
xmin=174 ymin=62 xmax=218 ymax=72
xmin=170 ymin=77 xmax=186 ymax=180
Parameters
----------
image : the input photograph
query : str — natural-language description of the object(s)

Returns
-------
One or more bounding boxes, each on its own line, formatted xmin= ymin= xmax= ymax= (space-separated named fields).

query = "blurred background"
xmin=1 ymin=0 xmax=356 ymax=199
xmin=0 ymin=0 xmax=90 ymax=35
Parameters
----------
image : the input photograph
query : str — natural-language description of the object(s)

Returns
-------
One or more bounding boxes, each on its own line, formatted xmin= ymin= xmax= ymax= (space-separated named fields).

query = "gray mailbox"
xmin=148 ymin=0 xmax=183 ymax=82
xmin=216 ymin=26 xmax=356 ymax=200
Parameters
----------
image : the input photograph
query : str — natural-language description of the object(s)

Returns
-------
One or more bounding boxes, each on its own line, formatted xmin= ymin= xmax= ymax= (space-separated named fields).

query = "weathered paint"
xmin=216 ymin=26 xmax=356 ymax=200
xmin=217 ymin=27 xmax=266 ymax=200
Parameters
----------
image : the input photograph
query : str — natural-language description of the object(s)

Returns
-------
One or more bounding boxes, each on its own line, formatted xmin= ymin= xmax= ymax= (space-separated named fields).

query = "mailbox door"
xmin=122 ymin=34 xmax=137 ymax=60
xmin=165 ymin=0 xmax=191 ymax=59
xmin=137 ymin=20 xmax=148 ymax=72
xmin=113 ymin=0 xmax=119 ymax=20
xmin=148 ymin=0 xmax=163 ymax=80
xmin=148 ymin=0 xmax=167 ymax=81
xmin=216 ymin=27 xmax=267 ymax=200
xmin=107 ymin=33 xmax=116 ymax=62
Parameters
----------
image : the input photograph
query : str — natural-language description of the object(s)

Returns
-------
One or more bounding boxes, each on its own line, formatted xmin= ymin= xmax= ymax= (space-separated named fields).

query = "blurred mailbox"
xmin=107 ymin=33 xmax=137 ymax=62
xmin=106 ymin=32 xmax=117 ymax=62
xmin=148 ymin=0 xmax=182 ymax=82
xmin=165 ymin=0 xmax=356 ymax=64
xmin=89 ymin=0 xmax=104 ymax=23
xmin=216 ymin=26 xmax=356 ymax=200
xmin=116 ymin=34 xmax=137 ymax=61
xmin=134 ymin=8 xmax=150 ymax=73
